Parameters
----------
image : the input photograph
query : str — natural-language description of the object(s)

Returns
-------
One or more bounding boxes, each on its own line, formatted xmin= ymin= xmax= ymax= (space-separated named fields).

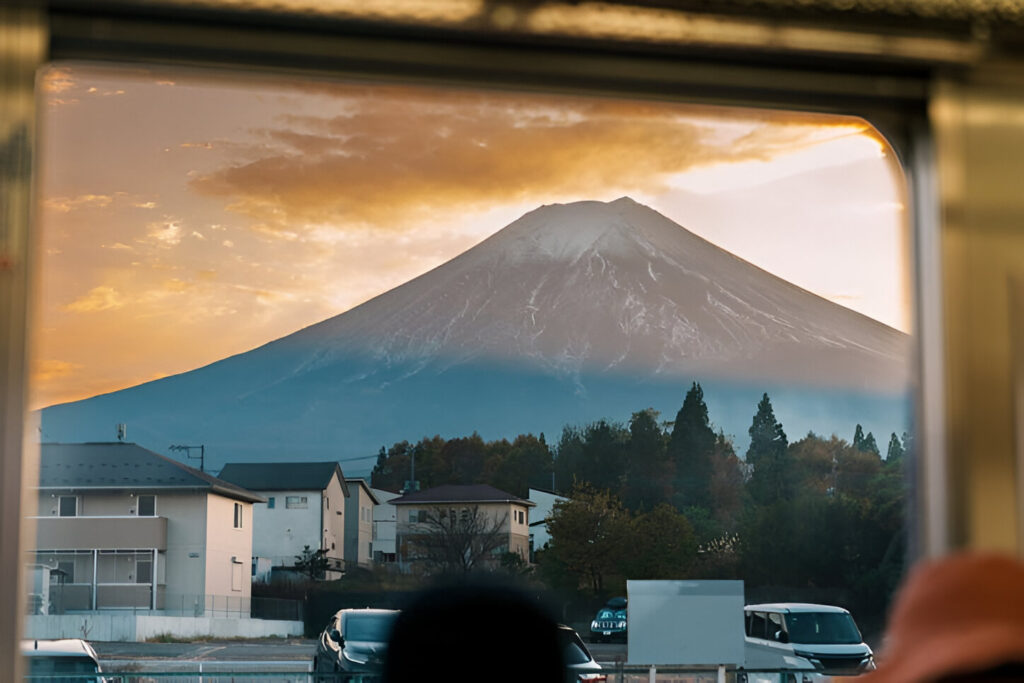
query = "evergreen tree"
xmin=853 ymin=424 xmax=866 ymax=451
xmin=886 ymin=432 xmax=905 ymax=461
xmin=746 ymin=393 xmax=792 ymax=504
xmin=622 ymin=409 xmax=671 ymax=511
xmin=860 ymin=431 xmax=880 ymax=456
xmin=668 ymin=383 xmax=717 ymax=510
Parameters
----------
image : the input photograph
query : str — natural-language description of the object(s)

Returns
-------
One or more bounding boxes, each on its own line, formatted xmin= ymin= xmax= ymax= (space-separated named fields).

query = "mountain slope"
xmin=42 ymin=198 xmax=910 ymax=470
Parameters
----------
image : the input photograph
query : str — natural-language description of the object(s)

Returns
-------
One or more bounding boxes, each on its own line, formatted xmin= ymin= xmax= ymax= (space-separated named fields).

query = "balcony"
xmin=33 ymin=516 xmax=167 ymax=551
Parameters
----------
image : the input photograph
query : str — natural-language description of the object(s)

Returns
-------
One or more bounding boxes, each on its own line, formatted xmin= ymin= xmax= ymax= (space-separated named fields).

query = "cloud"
xmin=133 ymin=201 xmax=158 ymax=209
xmin=102 ymin=242 xmax=134 ymax=251
xmin=32 ymin=359 xmax=83 ymax=383
xmin=190 ymin=90 xmax=863 ymax=234
xmin=63 ymin=286 xmax=124 ymax=313
xmin=44 ymin=194 xmax=113 ymax=213
xmin=146 ymin=219 xmax=183 ymax=247
xmin=180 ymin=142 xmax=214 ymax=149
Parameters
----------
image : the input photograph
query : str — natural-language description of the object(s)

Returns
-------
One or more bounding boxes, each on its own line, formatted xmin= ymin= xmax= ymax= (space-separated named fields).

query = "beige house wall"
xmin=323 ymin=474 xmax=346 ymax=565
xmin=344 ymin=482 xmax=374 ymax=567
xmin=397 ymin=501 xmax=532 ymax=567
xmin=204 ymin=494 xmax=252 ymax=599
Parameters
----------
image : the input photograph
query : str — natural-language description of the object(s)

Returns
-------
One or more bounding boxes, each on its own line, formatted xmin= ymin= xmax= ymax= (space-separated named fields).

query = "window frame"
xmin=57 ymin=495 xmax=77 ymax=518
xmin=135 ymin=494 xmax=156 ymax=517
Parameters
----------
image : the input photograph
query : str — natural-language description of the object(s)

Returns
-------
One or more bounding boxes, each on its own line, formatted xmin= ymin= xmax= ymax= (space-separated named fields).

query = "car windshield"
xmin=559 ymin=630 xmax=593 ymax=665
xmin=345 ymin=613 xmax=397 ymax=642
xmin=27 ymin=655 xmax=100 ymax=675
xmin=784 ymin=612 xmax=863 ymax=645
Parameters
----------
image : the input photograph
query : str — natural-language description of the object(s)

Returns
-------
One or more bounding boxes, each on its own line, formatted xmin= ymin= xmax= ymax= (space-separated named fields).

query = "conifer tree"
xmin=668 ymin=383 xmax=716 ymax=510
xmin=746 ymin=393 xmax=792 ymax=504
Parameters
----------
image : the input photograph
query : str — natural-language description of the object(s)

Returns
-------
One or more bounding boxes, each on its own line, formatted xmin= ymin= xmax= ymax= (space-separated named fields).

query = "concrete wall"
xmin=161 ymin=492 xmax=208 ymax=601
xmin=24 ymin=614 xmax=303 ymax=641
xmin=250 ymin=489 xmax=322 ymax=567
xmin=204 ymin=494 xmax=252 ymax=598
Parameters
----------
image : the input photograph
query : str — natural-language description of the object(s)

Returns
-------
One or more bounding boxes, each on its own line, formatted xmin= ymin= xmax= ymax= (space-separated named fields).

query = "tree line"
xmin=370 ymin=383 xmax=909 ymax=629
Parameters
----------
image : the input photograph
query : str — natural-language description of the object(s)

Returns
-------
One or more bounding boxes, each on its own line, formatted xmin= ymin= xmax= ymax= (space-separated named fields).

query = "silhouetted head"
xmin=383 ymin=579 xmax=566 ymax=683
xmin=863 ymin=552 xmax=1024 ymax=683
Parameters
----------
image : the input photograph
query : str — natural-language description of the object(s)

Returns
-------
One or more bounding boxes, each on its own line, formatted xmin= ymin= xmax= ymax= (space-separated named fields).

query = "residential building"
xmin=31 ymin=442 xmax=264 ymax=613
xmin=391 ymin=484 xmax=534 ymax=572
xmin=527 ymin=488 xmax=568 ymax=557
xmin=343 ymin=479 xmax=379 ymax=569
xmin=217 ymin=462 xmax=349 ymax=576
xmin=370 ymin=487 xmax=400 ymax=564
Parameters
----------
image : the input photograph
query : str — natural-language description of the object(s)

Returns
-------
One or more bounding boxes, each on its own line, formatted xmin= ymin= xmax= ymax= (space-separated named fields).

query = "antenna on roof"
xmin=116 ymin=424 xmax=127 ymax=442
xmin=169 ymin=444 xmax=205 ymax=472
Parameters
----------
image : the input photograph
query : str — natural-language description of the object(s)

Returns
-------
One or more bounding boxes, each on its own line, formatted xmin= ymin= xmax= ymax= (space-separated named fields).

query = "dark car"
xmin=314 ymin=608 xmax=399 ymax=679
xmin=589 ymin=596 xmax=627 ymax=643
xmin=559 ymin=625 xmax=606 ymax=683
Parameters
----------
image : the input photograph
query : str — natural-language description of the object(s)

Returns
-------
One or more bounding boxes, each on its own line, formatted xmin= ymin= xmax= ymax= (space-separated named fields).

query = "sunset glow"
xmin=33 ymin=65 xmax=910 ymax=410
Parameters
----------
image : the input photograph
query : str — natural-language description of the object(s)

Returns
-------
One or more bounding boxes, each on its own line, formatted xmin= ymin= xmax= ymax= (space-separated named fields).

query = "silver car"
xmin=314 ymin=608 xmax=399 ymax=679
xmin=559 ymin=625 xmax=605 ymax=683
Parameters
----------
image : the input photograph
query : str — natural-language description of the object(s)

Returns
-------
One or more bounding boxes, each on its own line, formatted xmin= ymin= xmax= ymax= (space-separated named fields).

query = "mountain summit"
xmin=43 ymin=198 xmax=909 ymax=468
xmin=276 ymin=196 xmax=906 ymax=387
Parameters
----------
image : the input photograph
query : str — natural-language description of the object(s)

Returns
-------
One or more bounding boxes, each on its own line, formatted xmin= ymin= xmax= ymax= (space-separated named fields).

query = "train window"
xmin=30 ymin=61 xmax=911 ymax=650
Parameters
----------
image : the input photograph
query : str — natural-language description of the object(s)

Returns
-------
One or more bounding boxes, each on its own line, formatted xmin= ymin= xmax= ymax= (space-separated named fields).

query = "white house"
xmin=369 ymin=487 xmax=400 ymax=564
xmin=528 ymin=488 xmax=568 ymax=556
xmin=218 ymin=462 xmax=349 ymax=576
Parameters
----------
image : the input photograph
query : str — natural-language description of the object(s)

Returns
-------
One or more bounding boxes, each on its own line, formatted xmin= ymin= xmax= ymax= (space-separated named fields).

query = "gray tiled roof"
xmin=218 ymin=461 xmax=348 ymax=497
xmin=390 ymin=484 xmax=535 ymax=506
xmin=39 ymin=443 xmax=265 ymax=503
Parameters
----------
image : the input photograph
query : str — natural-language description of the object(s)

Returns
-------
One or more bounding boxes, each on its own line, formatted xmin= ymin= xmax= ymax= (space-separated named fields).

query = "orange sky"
xmin=32 ymin=64 xmax=910 ymax=410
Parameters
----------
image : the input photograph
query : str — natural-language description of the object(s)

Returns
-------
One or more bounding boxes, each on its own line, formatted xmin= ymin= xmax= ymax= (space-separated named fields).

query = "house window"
xmin=286 ymin=495 xmax=308 ymax=509
xmin=231 ymin=557 xmax=243 ymax=591
xmin=267 ymin=497 xmax=275 ymax=509
xmin=136 ymin=557 xmax=153 ymax=584
xmin=408 ymin=509 xmax=417 ymax=522
xmin=58 ymin=496 xmax=77 ymax=517
xmin=325 ymin=497 xmax=329 ymax=509
xmin=54 ymin=560 xmax=75 ymax=584
xmin=136 ymin=495 xmax=156 ymax=517
xmin=233 ymin=502 xmax=243 ymax=529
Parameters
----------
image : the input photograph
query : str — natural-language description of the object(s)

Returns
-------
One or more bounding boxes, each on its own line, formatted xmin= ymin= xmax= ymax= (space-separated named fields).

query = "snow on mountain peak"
xmin=482 ymin=196 xmax=686 ymax=264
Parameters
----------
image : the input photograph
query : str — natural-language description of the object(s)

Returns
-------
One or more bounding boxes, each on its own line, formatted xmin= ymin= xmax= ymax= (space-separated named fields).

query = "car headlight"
xmin=343 ymin=649 xmax=368 ymax=665
xmin=861 ymin=655 xmax=876 ymax=671
xmin=793 ymin=651 xmax=823 ymax=669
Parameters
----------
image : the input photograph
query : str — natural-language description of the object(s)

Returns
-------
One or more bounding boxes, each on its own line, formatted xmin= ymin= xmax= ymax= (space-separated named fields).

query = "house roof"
xmin=217 ymin=461 xmax=349 ymax=497
xmin=344 ymin=478 xmax=380 ymax=505
xmin=38 ymin=443 xmax=265 ymax=504
xmin=390 ymin=484 xmax=535 ymax=506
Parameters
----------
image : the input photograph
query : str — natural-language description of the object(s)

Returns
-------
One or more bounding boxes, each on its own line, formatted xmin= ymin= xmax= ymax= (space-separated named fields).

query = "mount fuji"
xmin=41 ymin=198 xmax=911 ymax=473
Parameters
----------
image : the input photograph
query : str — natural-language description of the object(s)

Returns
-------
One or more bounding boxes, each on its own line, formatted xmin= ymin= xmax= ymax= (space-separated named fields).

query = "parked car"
xmin=21 ymin=638 xmax=106 ymax=682
xmin=314 ymin=608 xmax=400 ymax=678
xmin=589 ymin=596 xmax=627 ymax=643
xmin=744 ymin=603 xmax=875 ymax=676
xmin=559 ymin=624 xmax=606 ymax=683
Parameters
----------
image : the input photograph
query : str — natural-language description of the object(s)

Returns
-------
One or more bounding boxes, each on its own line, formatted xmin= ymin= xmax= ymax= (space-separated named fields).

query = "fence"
xmin=23 ymin=667 xmax=833 ymax=683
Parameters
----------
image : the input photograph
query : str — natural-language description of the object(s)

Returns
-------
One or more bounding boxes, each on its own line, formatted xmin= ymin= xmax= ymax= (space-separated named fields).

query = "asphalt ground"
xmin=94 ymin=638 xmax=628 ymax=667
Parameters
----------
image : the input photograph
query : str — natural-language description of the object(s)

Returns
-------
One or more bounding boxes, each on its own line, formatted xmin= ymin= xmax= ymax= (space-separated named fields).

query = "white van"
xmin=744 ymin=603 xmax=875 ymax=676
xmin=21 ymin=638 xmax=105 ymax=682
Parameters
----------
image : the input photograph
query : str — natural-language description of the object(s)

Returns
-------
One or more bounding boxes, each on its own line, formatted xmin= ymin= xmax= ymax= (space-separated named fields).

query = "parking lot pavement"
xmin=93 ymin=639 xmax=317 ymax=662
xmin=586 ymin=641 xmax=628 ymax=665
